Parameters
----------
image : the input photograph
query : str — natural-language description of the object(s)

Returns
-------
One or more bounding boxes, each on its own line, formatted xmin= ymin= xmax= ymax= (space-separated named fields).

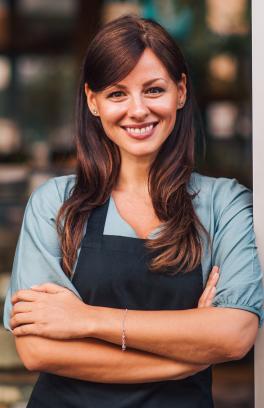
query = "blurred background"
xmin=0 ymin=0 xmax=253 ymax=407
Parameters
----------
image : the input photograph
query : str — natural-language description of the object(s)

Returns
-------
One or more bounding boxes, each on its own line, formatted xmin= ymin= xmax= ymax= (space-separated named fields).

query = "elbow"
xmin=22 ymin=356 xmax=40 ymax=372
xmin=19 ymin=353 xmax=44 ymax=373
xmin=223 ymin=318 xmax=259 ymax=362
xmin=22 ymin=350 xmax=46 ymax=372
xmin=14 ymin=336 xmax=48 ymax=372
xmin=225 ymin=340 xmax=252 ymax=361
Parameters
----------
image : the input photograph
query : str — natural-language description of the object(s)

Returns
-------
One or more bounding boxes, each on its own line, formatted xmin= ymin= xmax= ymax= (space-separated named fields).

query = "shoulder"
xmin=189 ymin=172 xmax=252 ymax=237
xmin=27 ymin=174 xmax=76 ymax=220
xmin=31 ymin=174 xmax=76 ymax=201
xmin=190 ymin=172 xmax=252 ymax=219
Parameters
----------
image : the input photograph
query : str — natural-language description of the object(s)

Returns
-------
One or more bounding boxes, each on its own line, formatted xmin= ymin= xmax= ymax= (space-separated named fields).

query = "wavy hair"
xmin=56 ymin=14 xmax=207 ymax=278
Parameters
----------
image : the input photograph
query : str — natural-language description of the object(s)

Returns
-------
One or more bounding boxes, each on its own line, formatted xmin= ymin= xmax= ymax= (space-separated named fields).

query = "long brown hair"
xmin=57 ymin=14 xmax=207 ymax=277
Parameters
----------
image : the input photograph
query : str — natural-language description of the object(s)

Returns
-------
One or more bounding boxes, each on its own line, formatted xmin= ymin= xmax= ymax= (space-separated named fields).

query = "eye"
xmin=107 ymin=91 xmax=125 ymax=98
xmin=146 ymin=87 xmax=165 ymax=94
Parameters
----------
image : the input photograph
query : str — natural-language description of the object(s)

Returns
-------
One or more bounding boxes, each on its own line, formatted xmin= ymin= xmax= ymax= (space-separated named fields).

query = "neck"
xmin=115 ymin=150 xmax=154 ymax=196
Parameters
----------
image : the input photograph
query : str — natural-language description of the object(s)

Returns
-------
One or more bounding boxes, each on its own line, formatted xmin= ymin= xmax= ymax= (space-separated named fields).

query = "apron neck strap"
xmin=84 ymin=197 xmax=110 ymax=241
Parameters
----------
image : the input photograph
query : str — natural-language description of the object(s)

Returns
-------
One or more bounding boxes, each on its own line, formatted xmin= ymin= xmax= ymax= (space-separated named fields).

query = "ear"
xmin=84 ymin=83 xmax=99 ymax=116
xmin=177 ymin=73 xmax=187 ymax=108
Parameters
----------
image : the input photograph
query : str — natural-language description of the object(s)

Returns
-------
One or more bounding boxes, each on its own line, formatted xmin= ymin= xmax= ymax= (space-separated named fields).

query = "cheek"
xmin=99 ymin=103 xmax=126 ymax=126
xmin=156 ymin=105 xmax=177 ymax=140
xmin=151 ymin=96 xmax=177 ymax=118
xmin=159 ymin=107 xmax=177 ymax=131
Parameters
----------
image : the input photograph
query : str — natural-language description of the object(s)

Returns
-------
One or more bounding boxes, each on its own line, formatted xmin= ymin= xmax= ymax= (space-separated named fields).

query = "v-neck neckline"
xmin=108 ymin=194 xmax=161 ymax=240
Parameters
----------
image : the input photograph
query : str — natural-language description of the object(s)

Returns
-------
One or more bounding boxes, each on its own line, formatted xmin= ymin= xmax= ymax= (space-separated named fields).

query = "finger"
xmin=12 ymin=324 xmax=39 ymax=337
xmin=212 ymin=265 xmax=219 ymax=273
xmin=10 ymin=312 xmax=35 ymax=329
xmin=198 ymin=285 xmax=211 ymax=307
xmin=198 ymin=267 xmax=220 ymax=307
xmin=207 ymin=266 xmax=220 ymax=285
xmin=199 ymin=276 xmax=218 ymax=306
xmin=11 ymin=301 xmax=32 ymax=316
xmin=11 ymin=290 xmax=39 ymax=305
xmin=210 ymin=270 xmax=220 ymax=287
xmin=30 ymin=283 xmax=66 ymax=294
xmin=204 ymin=286 xmax=216 ymax=307
xmin=201 ymin=267 xmax=220 ymax=297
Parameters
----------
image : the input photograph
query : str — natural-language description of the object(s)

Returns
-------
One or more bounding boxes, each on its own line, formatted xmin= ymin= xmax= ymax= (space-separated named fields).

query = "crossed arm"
xmin=10 ymin=267 xmax=258 ymax=383
xmin=14 ymin=336 xmax=209 ymax=384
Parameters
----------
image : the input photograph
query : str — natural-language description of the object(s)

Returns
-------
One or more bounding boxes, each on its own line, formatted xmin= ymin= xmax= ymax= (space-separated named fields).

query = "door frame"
xmin=252 ymin=1 xmax=264 ymax=406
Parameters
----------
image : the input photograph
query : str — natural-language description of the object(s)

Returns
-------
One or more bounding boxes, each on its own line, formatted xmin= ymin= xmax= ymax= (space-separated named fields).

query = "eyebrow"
xmin=110 ymin=78 xmax=167 ymax=90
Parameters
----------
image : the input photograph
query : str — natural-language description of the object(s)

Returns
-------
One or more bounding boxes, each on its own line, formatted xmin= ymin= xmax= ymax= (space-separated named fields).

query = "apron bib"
xmin=27 ymin=198 xmax=213 ymax=408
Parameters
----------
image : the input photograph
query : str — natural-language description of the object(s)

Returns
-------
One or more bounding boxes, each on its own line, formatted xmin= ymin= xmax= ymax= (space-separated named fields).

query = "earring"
xmin=93 ymin=109 xmax=98 ymax=115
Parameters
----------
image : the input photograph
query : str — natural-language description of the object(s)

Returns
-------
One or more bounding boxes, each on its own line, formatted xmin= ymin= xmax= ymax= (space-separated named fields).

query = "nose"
xmin=127 ymin=96 xmax=150 ymax=121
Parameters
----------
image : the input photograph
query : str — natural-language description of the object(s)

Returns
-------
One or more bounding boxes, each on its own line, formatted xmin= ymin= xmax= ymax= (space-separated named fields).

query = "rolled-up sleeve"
xmin=3 ymin=177 xmax=81 ymax=332
xmin=211 ymin=178 xmax=264 ymax=326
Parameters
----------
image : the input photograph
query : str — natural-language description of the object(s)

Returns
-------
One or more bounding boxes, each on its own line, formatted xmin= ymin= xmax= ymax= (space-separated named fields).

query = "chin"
xmin=126 ymin=146 xmax=159 ymax=159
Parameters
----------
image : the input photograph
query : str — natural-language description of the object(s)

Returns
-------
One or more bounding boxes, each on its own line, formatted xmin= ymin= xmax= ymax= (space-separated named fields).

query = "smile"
xmin=121 ymin=122 xmax=159 ymax=139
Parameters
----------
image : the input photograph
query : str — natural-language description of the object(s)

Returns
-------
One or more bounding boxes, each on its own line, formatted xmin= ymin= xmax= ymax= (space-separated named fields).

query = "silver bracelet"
xmin=121 ymin=308 xmax=128 ymax=351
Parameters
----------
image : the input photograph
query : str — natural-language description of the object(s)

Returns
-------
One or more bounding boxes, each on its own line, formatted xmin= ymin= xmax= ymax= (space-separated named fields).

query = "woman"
xmin=3 ymin=14 xmax=263 ymax=407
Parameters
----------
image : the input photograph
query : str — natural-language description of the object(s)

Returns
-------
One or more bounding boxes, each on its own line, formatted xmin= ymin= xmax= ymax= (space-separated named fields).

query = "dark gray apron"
xmin=27 ymin=197 xmax=213 ymax=407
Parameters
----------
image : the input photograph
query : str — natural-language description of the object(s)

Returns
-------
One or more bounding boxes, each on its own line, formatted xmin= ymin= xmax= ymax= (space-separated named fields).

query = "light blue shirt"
xmin=3 ymin=172 xmax=264 ymax=330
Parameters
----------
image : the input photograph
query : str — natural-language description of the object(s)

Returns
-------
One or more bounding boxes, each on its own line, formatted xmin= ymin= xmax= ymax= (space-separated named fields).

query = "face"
xmin=85 ymin=48 xmax=187 ymax=162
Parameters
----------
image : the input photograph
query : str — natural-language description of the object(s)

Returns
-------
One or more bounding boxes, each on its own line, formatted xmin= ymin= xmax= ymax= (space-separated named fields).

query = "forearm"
xmin=11 ymin=274 xmax=257 ymax=367
xmin=15 ymin=336 xmax=207 ymax=383
xmin=90 ymin=306 xmax=258 ymax=365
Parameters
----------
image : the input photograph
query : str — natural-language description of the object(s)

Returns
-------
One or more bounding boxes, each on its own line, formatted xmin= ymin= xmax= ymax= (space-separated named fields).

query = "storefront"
xmin=0 ymin=1 xmax=262 ymax=407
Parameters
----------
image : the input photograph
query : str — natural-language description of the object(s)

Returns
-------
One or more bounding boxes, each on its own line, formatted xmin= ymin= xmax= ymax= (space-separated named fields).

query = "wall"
xmin=252 ymin=1 xmax=264 ymax=406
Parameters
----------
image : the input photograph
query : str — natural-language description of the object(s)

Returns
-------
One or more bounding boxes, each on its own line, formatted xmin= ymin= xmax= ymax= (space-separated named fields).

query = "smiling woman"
xmin=62 ymin=14 xmax=206 ymax=276
xmin=3 ymin=13 xmax=264 ymax=408
xmin=84 ymin=51 xmax=185 ymax=152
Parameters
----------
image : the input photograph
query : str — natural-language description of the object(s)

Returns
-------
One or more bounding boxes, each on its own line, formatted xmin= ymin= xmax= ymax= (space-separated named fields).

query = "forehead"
xmin=118 ymin=48 xmax=171 ymax=84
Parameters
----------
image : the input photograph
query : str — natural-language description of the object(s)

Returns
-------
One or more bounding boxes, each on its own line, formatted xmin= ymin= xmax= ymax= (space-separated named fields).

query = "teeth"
xmin=125 ymin=124 xmax=154 ymax=135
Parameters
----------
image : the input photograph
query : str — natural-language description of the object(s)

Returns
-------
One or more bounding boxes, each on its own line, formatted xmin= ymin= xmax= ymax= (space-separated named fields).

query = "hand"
xmin=198 ymin=266 xmax=220 ymax=308
xmin=10 ymin=283 xmax=96 ymax=339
